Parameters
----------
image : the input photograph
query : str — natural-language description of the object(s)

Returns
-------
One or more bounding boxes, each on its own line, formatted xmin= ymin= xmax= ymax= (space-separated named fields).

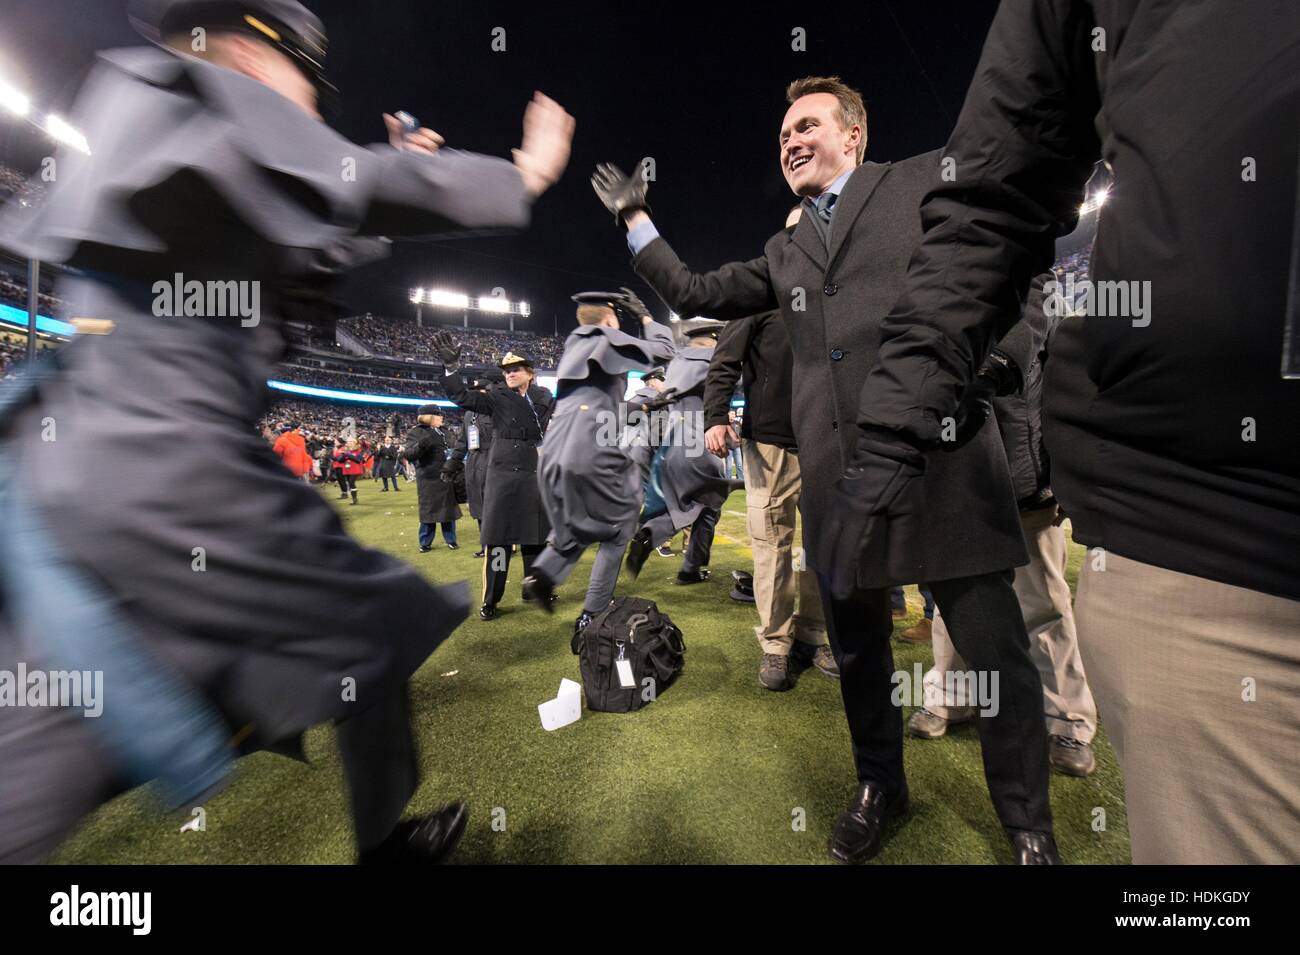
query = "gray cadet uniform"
xmin=0 ymin=22 xmax=535 ymax=860
xmin=533 ymin=318 xmax=675 ymax=612
xmin=639 ymin=334 xmax=731 ymax=575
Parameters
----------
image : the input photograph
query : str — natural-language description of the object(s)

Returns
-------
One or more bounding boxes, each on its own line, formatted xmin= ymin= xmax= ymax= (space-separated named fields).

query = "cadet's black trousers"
xmin=336 ymin=688 xmax=418 ymax=850
xmin=817 ymin=568 xmax=1053 ymax=835
xmin=482 ymin=544 xmax=543 ymax=606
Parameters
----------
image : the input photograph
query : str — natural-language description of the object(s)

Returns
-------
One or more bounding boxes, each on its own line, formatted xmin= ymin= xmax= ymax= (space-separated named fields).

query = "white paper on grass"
xmin=538 ymin=678 xmax=582 ymax=731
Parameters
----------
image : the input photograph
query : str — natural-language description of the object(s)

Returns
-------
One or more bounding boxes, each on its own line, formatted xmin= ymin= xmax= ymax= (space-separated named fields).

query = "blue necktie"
xmin=815 ymin=190 xmax=838 ymax=224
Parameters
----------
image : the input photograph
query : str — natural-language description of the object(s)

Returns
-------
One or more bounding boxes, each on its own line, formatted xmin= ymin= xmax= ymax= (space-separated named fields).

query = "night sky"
xmin=0 ymin=0 xmax=1002 ymax=334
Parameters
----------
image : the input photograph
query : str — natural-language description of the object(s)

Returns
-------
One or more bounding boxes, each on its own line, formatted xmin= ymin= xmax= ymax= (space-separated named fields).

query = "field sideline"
xmin=52 ymin=482 xmax=1131 ymax=864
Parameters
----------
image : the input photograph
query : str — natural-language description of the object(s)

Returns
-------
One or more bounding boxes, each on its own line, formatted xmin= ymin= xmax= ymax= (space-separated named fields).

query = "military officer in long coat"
xmin=435 ymin=336 xmax=555 ymax=621
xmin=403 ymin=405 xmax=461 ymax=550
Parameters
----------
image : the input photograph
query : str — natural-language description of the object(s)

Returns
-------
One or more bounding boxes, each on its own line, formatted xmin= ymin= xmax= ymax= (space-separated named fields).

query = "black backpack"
xmin=570 ymin=597 xmax=685 ymax=712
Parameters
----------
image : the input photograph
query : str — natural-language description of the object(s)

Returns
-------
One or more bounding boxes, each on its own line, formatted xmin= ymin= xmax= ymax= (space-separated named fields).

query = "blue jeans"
xmin=728 ymin=445 xmax=744 ymax=480
xmin=0 ymin=473 xmax=231 ymax=810
xmin=419 ymin=521 xmax=457 ymax=548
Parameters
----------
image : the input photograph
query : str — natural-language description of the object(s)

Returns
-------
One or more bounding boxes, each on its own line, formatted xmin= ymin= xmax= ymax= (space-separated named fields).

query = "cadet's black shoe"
xmin=473 ymin=548 xmax=485 ymax=558
xmin=419 ymin=545 xmax=433 ymax=553
xmin=522 ymin=573 xmax=556 ymax=615
xmin=1009 ymin=830 xmax=1061 ymax=864
xmin=358 ymin=802 xmax=468 ymax=865
xmin=675 ymin=568 xmax=711 ymax=585
xmin=447 ymin=542 xmax=459 ymax=550
xmin=479 ymin=603 xmax=498 ymax=621
xmin=624 ymin=527 xmax=654 ymax=580
xmin=828 ymin=782 xmax=909 ymax=864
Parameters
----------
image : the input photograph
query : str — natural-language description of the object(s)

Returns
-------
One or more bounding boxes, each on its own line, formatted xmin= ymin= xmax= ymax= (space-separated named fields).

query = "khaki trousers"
xmin=1076 ymin=550 xmax=1300 ymax=864
xmin=741 ymin=439 xmax=826 ymax=655
xmin=924 ymin=508 xmax=1097 ymax=742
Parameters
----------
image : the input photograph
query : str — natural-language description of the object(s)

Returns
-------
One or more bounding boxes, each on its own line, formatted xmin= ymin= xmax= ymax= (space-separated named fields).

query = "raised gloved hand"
xmin=591 ymin=162 xmax=651 ymax=225
xmin=432 ymin=331 xmax=462 ymax=371
xmin=814 ymin=430 xmax=926 ymax=600
xmin=615 ymin=286 xmax=653 ymax=324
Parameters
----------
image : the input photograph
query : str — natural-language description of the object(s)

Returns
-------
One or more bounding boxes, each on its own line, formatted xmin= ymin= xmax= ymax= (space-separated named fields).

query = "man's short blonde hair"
xmin=786 ymin=75 xmax=868 ymax=164
xmin=576 ymin=304 xmax=615 ymax=326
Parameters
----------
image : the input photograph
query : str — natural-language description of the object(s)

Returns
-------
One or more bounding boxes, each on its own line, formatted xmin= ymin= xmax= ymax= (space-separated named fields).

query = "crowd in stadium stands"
xmin=274 ymin=362 xmax=448 ymax=397
xmin=0 ymin=272 xmax=64 ymax=315
xmin=1 ymin=337 xmax=26 ymax=379
xmin=0 ymin=163 xmax=47 ymax=208
xmin=1053 ymin=247 xmax=1092 ymax=283
xmin=341 ymin=314 xmax=563 ymax=367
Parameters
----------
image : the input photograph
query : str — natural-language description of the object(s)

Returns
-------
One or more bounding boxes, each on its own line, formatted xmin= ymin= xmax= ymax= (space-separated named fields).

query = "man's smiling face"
xmin=779 ymin=92 xmax=861 ymax=197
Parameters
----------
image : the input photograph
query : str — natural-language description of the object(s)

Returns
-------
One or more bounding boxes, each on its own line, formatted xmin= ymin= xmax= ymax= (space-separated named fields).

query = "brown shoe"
xmin=898 ymin=617 xmax=932 ymax=644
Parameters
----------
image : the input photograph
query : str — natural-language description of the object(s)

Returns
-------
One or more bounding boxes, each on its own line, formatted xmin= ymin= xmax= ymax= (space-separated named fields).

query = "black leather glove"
xmin=615 ymin=286 xmax=653 ymax=324
xmin=945 ymin=375 xmax=996 ymax=451
xmin=440 ymin=457 xmax=463 ymax=483
xmin=431 ymin=331 xmax=461 ymax=369
xmin=641 ymin=387 xmax=678 ymax=412
xmin=591 ymin=162 xmax=651 ymax=225
xmin=814 ymin=431 xmax=926 ymax=600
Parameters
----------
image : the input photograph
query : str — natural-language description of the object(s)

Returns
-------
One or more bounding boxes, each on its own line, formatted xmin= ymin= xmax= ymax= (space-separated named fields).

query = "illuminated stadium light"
xmin=427 ymin=289 xmax=470 ymax=309
xmin=477 ymin=295 xmax=510 ymax=313
xmin=45 ymin=114 xmax=90 ymax=154
xmin=0 ymin=77 xmax=30 ymax=117
xmin=410 ymin=288 xmax=426 ymax=304
xmin=519 ymin=301 xmax=530 ymax=317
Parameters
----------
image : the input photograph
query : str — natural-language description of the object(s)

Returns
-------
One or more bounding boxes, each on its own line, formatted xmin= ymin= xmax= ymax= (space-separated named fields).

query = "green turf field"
xmin=52 ymin=481 xmax=1130 ymax=864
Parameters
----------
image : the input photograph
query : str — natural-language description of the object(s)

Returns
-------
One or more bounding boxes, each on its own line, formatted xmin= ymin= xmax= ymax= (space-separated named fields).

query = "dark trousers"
xmin=681 ymin=506 xmax=719 ymax=573
xmin=419 ymin=521 xmax=457 ymax=548
xmin=381 ymin=475 xmax=401 ymax=491
xmin=481 ymin=543 xmax=542 ymax=606
xmin=337 ymin=473 xmax=357 ymax=495
xmin=335 ymin=688 xmax=418 ymax=851
xmin=818 ymin=568 xmax=1053 ymax=834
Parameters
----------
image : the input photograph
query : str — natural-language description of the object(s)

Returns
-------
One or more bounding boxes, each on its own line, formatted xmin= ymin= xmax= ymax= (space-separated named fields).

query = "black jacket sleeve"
xmin=703 ymin=316 xmax=754 ymax=430
xmin=444 ymin=373 xmax=494 ymax=414
xmin=857 ymin=0 xmax=1101 ymax=447
xmin=633 ymin=235 xmax=778 ymax=321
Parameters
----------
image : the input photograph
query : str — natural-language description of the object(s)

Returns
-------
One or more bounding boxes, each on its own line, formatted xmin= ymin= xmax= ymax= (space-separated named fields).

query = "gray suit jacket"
xmin=633 ymin=152 xmax=1027 ymax=587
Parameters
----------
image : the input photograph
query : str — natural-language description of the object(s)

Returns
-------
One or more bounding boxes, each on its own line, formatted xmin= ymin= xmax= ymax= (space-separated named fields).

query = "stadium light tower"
xmin=408 ymin=286 xmax=531 ymax=330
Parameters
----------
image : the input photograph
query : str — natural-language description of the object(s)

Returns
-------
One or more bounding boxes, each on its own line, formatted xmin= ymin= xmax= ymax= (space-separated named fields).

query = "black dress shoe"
xmin=828 ymin=781 xmax=909 ymax=864
xmin=675 ymin=567 xmax=711 ymax=585
xmin=1009 ymin=830 xmax=1061 ymax=864
xmin=358 ymin=802 xmax=468 ymax=864
xmin=473 ymin=548 xmax=486 ymax=558
xmin=419 ymin=545 xmax=433 ymax=553
xmin=624 ymin=527 xmax=654 ymax=580
xmin=479 ymin=603 xmax=498 ymax=621
xmin=521 ymin=573 xmax=556 ymax=615
xmin=447 ymin=542 xmax=459 ymax=550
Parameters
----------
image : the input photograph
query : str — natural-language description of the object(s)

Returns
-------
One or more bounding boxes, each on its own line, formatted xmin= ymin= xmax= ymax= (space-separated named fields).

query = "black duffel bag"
xmin=570 ymin=597 xmax=685 ymax=712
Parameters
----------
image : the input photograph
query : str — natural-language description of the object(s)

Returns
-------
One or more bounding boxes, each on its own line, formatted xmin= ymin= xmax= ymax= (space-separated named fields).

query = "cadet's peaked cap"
xmin=417 ymin=404 xmax=442 ymax=416
xmin=130 ymin=0 xmax=334 ymax=94
xmin=676 ymin=317 xmax=726 ymax=339
xmin=571 ymin=290 xmax=624 ymax=308
xmin=643 ymin=366 xmax=666 ymax=382
xmin=499 ymin=352 xmax=532 ymax=369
